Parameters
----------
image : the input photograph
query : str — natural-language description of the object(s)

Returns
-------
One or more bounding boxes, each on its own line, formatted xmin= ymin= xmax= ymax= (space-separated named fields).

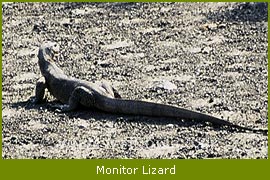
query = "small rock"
xmin=154 ymin=80 xmax=177 ymax=91
xmin=32 ymin=23 xmax=47 ymax=33
xmin=166 ymin=124 xmax=174 ymax=128
xmin=199 ymin=23 xmax=218 ymax=31
xmin=144 ymin=65 xmax=156 ymax=72
xmin=189 ymin=47 xmax=201 ymax=54
xmin=218 ymin=23 xmax=226 ymax=29
xmin=97 ymin=59 xmax=111 ymax=67
xmin=62 ymin=18 xmax=73 ymax=27
xmin=209 ymin=98 xmax=214 ymax=103
xmin=147 ymin=140 xmax=153 ymax=147
xmin=201 ymin=47 xmax=212 ymax=54
xmin=255 ymin=119 xmax=262 ymax=124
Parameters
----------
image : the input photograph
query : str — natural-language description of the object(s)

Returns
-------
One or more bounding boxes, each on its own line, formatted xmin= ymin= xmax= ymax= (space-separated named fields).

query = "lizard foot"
xmin=28 ymin=95 xmax=48 ymax=105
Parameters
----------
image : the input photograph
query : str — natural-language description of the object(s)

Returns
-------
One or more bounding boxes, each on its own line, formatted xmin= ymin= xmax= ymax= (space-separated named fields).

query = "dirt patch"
xmin=2 ymin=2 xmax=268 ymax=159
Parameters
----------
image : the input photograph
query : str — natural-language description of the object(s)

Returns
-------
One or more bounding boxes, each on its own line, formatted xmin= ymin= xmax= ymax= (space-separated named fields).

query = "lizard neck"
xmin=37 ymin=48 xmax=65 ymax=79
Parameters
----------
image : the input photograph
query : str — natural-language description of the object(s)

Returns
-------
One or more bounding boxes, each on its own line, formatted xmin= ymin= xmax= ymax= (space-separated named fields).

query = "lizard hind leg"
xmin=59 ymin=86 xmax=95 ymax=112
xmin=100 ymin=81 xmax=121 ymax=99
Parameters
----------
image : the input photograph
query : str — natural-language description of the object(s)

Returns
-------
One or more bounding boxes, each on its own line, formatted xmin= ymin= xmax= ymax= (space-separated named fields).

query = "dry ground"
xmin=1 ymin=2 xmax=268 ymax=159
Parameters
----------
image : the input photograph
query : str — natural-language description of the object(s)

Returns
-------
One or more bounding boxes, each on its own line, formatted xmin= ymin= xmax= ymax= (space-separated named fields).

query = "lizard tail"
xmin=96 ymin=97 xmax=268 ymax=135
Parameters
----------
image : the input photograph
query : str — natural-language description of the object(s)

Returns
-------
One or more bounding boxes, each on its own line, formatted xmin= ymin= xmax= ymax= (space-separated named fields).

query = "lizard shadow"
xmin=10 ymin=100 xmax=192 ymax=128
xmin=55 ymin=105 xmax=238 ymax=133
xmin=10 ymin=98 xmax=61 ymax=111
xmin=206 ymin=2 xmax=267 ymax=22
xmin=70 ymin=109 xmax=241 ymax=133
xmin=10 ymin=100 xmax=250 ymax=134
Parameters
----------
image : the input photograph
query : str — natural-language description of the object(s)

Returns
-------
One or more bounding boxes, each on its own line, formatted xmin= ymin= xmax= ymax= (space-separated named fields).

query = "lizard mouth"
xmin=52 ymin=50 xmax=60 ymax=61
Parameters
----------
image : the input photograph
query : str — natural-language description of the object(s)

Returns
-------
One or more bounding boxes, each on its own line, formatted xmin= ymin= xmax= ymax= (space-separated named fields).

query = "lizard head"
xmin=38 ymin=42 xmax=60 ymax=62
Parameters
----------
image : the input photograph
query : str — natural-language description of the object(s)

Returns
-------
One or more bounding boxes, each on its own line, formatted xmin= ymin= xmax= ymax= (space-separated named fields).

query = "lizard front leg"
xmin=57 ymin=86 xmax=95 ymax=112
xmin=33 ymin=77 xmax=47 ymax=103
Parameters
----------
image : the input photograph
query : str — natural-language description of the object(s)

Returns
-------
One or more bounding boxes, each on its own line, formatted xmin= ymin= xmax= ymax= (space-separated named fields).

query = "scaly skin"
xmin=34 ymin=42 xmax=268 ymax=135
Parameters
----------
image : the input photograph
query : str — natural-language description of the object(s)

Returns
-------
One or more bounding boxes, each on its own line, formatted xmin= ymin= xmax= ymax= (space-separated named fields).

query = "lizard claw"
xmin=47 ymin=104 xmax=71 ymax=113
xmin=54 ymin=108 xmax=63 ymax=113
xmin=28 ymin=96 xmax=38 ymax=104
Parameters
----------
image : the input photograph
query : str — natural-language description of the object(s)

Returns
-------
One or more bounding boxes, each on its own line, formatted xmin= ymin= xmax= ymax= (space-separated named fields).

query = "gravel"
xmin=2 ymin=2 xmax=268 ymax=159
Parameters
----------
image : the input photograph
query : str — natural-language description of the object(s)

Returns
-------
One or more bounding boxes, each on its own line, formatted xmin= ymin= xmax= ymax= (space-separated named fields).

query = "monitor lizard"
xmin=33 ymin=42 xmax=268 ymax=135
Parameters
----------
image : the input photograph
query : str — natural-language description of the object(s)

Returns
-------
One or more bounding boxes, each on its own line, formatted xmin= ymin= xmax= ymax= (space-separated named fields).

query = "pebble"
xmin=153 ymin=80 xmax=177 ymax=91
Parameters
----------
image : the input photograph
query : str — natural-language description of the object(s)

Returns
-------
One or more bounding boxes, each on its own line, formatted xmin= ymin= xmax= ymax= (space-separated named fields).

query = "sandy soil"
xmin=1 ymin=2 xmax=268 ymax=159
